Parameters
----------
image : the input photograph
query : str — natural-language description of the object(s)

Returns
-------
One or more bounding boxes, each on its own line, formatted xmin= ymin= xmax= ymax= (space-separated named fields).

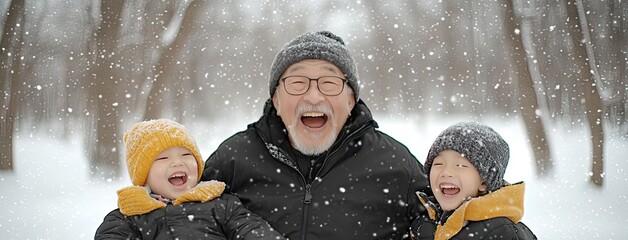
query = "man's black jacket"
xmin=202 ymin=100 xmax=429 ymax=240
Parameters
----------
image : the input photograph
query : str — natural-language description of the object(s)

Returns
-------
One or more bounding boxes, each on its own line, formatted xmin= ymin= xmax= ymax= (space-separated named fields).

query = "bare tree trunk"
xmin=507 ymin=0 xmax=553 ymax=175
xmin=130 ymin=1 xmax=177 ymax=120
xmin=0 ymin=0 xmax=26 ymax=170
xmin=143 ymin=0 xmax=207 ymax=120
xmin=443 ymin=1 xmax=475 ymax=115
xmin=86 ymin=0 xmax=125 ymax=179
xmin=360 ymin=1 xmax=403 ymax=113
xmin=609 ymin=0 xmax=628 ymax=130
xmin=567 ymin=0 xmax=605 ymax=186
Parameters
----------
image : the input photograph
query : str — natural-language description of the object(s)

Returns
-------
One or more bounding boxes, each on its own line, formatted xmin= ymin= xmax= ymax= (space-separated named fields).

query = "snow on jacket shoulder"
xmin=94 ymin=193 xmax=285 ymax=240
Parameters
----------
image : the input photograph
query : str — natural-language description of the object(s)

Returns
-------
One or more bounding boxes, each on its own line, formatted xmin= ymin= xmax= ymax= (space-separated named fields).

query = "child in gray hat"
xmin=410 ymin=122 xmax=537 ymax=240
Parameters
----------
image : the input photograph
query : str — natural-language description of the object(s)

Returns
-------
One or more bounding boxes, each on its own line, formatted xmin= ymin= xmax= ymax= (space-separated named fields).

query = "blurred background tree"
xmin=1 ymin=0 xmax=625 ymax=186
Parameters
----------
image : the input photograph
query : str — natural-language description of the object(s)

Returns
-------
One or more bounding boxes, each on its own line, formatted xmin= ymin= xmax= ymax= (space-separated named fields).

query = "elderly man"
xmin=202 ymin=31 xmax=428 ymax=240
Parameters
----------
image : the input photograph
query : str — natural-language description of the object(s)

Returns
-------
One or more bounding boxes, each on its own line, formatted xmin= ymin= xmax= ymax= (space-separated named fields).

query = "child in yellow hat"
xmin=95 ymin=119 xmax=285 ymax=239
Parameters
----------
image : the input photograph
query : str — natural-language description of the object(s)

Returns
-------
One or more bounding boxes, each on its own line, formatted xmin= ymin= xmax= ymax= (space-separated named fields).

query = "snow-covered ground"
xmin=1 ymin=116 xmax=626 ymax=239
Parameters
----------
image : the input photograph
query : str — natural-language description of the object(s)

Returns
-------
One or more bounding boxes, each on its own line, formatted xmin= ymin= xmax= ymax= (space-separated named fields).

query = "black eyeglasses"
xmin=280 ymin=76 xmax=347 ymax=96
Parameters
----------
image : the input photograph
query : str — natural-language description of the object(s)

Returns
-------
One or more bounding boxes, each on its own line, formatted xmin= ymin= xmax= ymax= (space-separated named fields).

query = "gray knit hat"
xmin=269 ymin=31 xmax=359 ymax=101
xmin=424 ymin=122 xmax=510 ymax=193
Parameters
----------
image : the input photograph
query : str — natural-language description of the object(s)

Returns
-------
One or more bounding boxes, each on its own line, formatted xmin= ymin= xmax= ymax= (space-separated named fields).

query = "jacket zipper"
xmin=257 ymin=122 xmax=371 ymax=240
xmin=298 ymin=124 xmax=369 ymax=240
xmin=300 ymin=161 xmax=317 ymax=240
xmin=256 ymin=130 xmax=313 ymax=239
xmin=300 ymin=183 xmax=312 ymax=240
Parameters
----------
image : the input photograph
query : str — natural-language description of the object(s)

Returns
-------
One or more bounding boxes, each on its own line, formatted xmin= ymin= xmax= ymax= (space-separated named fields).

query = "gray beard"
xmin=287 ymin=123 xmax=337 ymax=156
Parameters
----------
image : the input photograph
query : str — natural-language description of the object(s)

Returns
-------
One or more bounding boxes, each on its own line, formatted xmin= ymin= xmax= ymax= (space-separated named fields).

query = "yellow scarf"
xmin=418 ymin=182 xmax=526 ymax=240
xmin=117 ymin=180 xmax=226 ymax=216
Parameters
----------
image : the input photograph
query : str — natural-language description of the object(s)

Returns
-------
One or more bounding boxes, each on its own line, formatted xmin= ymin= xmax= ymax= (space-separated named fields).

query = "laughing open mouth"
xmin=168 ymin=172 xmax=188 ymax=186
xmin=301 ymin=112 xmax=328 ymax=128
xmin=440 ymin=183 xmax=461 ymax=195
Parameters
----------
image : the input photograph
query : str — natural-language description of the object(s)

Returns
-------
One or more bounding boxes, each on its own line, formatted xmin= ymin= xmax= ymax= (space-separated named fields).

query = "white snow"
xmin=1 ymin=116 xmax=626 ymax=239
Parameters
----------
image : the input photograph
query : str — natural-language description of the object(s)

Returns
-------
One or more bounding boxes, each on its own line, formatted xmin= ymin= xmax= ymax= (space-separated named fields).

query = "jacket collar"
xmin=417 ymin=182 xmax=526 ymax=240
xmin=117 ymin=180 xmax=226 ymax=216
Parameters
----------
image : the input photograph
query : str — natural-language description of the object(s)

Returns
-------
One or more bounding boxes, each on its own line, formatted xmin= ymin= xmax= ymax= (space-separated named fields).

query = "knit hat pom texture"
xmin=424 ymin=122 xmax=510 ymax=192
xmin=123 ymin=119 xmax=203 ymax=186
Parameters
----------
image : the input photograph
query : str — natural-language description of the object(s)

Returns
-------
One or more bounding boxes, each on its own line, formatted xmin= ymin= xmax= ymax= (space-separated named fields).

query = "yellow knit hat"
xmin=123 ymin=119 xmax=203 ymax=186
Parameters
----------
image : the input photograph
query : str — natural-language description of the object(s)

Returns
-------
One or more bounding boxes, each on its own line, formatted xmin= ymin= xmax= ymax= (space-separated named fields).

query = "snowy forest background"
xmin=1 ymin=0 xmax=627 ymax=239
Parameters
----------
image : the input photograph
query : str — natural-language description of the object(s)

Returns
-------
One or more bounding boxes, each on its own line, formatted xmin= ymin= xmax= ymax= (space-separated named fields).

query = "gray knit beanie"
xmin=268 ymin=31 xmax=359 ymax=101
xmin=424 ymin=122 xmax=510 ymax=193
